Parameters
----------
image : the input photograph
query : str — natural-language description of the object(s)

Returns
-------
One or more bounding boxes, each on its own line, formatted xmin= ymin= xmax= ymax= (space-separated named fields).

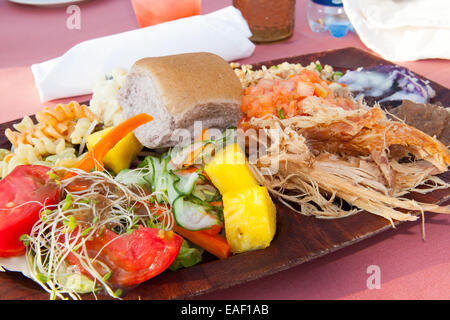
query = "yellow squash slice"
xmin=86 ymin=127 xmax=143 ymax=174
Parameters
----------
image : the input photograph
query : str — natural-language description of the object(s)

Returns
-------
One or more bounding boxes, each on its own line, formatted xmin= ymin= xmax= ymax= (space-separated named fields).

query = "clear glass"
xmin=131 ymin=0 xmax=202 ymax=28
xmin=307 ymin=1 xmax=353 ymax=38
xmin=233 ymin=0 xmax=296 ymax=43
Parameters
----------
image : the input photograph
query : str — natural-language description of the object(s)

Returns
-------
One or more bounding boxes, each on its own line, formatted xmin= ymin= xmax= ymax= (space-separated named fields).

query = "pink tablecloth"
xmin=0 ymin=0 xmax=449 ymax=300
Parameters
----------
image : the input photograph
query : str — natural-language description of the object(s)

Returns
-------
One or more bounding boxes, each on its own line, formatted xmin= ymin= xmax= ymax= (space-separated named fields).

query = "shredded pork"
xmin=241 ymin=97 xmax=450 ymax=225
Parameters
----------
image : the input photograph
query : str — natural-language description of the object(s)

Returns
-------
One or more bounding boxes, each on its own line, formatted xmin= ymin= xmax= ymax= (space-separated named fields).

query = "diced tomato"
xmin=256 ymin=78 xmax=276 ymax=90
xmin=240 ymin=68 xmax=351 ymax=120
xmin=258 ymin=92 xmax=273 ymax=106
xmin=276 ymin=80 xmax=296 ymax=93
xmin=245 ymin=86 xmax=265 ymax=96
xmin=0 ymin=165 xmax=60 ymax=257
xmin=286 ymin=100 xmax=298 ymax=118
xmin=66 ymin=226 xmax=182 ymax=287
xmin=241 ymin=95 xmax=254 ymax=111
xmin=300 ymin=69 xmax=321 ymax=82
xmin=290 ymin=69 xmax=321 ymax=83
xmin=297 ymin=81 xmax=316 ymax=97
xmin=314 ymin=83 xmax=329 ymax=98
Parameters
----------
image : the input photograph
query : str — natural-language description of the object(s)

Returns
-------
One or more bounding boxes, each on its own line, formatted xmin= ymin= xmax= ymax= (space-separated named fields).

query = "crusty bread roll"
xmin=118 ymin=52 xmax=243 ymax=148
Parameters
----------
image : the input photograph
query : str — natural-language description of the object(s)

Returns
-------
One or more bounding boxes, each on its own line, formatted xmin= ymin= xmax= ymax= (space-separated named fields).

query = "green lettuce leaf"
xmin=169 ymin=239 xmax=202 ymax=271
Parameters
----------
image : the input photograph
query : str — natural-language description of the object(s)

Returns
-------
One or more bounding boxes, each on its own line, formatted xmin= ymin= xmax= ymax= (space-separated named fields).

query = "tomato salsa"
xmin=241 ymin=69 xmax=354 ymax=120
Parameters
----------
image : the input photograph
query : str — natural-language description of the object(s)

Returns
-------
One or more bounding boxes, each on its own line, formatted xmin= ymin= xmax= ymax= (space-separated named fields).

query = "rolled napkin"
xmin=342 ymin=0 xmax=450 ymax=61
xmin=31 ymin=6 xmax=255 ymax=102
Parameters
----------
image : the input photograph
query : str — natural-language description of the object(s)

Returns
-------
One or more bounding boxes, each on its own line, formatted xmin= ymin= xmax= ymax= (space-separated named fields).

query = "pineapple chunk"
xmin=222 ymin=186 xmax=276 ymax=254
xmin=86 ymin=127 xmax=143 ymax=174
xmin=204 ymin=143 xmax=258 ymax=194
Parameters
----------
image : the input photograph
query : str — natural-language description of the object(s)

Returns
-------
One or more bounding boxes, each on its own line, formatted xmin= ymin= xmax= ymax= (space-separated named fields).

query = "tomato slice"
xmin=0 ymin=165 xmax=60 ymax=257
xmin=66 ymin=226 xmax=182 ymax=288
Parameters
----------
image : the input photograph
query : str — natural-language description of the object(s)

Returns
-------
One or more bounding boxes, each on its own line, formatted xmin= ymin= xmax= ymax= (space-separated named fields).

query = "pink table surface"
xmin=0 ymin=0 xmax=449 ymax=300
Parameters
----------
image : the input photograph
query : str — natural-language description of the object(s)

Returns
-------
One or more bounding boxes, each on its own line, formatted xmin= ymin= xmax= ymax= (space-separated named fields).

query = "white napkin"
xmin=342 ymin=0 xmax=450 ymax=61
xmin=0 ymin=256 xmax=31 ymax=278
xmin=31 ymin=6 xmax=255 ymax=102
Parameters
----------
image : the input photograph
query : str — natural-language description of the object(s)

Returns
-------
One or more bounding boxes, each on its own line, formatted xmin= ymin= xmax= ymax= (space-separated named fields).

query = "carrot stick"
xmin=153 ymin=205 xmax=229 ymax=259
xmin=181 ymin=128 xmax=211 ymax=167
xmin=172 ymin=225 xmax=231 ymax=260
xmin=177 ymin=166 xmax=198 ymax=175
xmin=195 ymin=128 xmax=210 ymax=141
xmin=200 ymin=223 xmax=222 ymax=236
xmin=182 ymin=145 xmax=204 ymax=167
xmin=63 ymin=113 xmax=153 ymax=180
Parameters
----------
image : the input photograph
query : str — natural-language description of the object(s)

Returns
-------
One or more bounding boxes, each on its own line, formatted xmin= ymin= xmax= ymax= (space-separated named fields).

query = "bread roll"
xmin=118 ymin=52 xmax=243 ymax=148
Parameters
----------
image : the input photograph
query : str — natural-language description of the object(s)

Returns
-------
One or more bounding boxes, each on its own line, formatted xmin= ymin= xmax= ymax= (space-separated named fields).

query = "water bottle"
xmin=307 ymin=0 xmax=353 ymax=38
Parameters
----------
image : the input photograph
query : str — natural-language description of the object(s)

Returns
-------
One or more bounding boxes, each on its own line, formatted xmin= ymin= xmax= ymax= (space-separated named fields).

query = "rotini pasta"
xmin=0 ymin=144 xmax=42 ymax=178
xmin=5 ymin=102 xmax=98 ymax=154
xmin=31 ymin=137 xmax=67 ymax=155
xmin=12 ymin=115 xmax=34 ymax=133
xmin=5 ymin=115 xmax=35 ymax=147
xmin=0 ymin=148 xmax=10 ymax=161
xmin=0 ymin=147 xmax=83 ymax=178
xmin=70 ymin=117 xmax=95 ymax=145
xmin=36 ymin=101 xmax=97 ymax=126
xmin=45 ymin=147 xmax=80 ymax=167
xmin=14 ymin=143 xmax=41 ymax=164
xmin=1 ymin=102 xmax=99 ymax=178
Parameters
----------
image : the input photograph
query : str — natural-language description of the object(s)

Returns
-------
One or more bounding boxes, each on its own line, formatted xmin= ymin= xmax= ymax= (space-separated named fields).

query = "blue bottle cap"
xmin=328 ymin=24 xmax=349 ymax=38
xmin=311 ymin=0 xmax=343 ymax=6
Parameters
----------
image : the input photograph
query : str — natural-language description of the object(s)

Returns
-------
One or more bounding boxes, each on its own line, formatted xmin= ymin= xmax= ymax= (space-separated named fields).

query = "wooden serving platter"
xmin=0 ymin=47 xmax=448 ymax=300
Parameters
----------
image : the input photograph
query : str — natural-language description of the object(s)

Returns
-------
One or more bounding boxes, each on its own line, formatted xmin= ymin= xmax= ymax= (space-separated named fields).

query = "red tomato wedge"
xmin=0 ymin=165 xmax=60 ymax=257
xmin=66 ymin=226 xmax=182 ymax=287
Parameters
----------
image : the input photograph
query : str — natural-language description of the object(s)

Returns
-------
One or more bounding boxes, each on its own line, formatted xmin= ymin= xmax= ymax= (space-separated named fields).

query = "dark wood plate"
xmin=0 ymin=47 xmax=448 ymax=300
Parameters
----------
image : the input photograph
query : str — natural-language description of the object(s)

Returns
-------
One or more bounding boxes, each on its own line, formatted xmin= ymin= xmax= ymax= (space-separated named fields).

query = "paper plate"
xmin=8 ymin=0 xmax=91 ymax=7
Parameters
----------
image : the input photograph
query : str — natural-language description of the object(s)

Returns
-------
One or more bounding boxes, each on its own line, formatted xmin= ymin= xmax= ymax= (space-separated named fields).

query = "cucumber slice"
xmin=172 ymin=196 xmax=220 ymax=231
xmin=173 ymin=171 xmax=199 ymax=195
xmin=149 ymin=157 xmax=170 ymax=203
xmin=192 ymin=184 xmax=220 ymax=202
xmin=167 ymin=170 xmax=199 ymax=205
xmin=170 ymin=140 xmax=205 ymax=166
xmin=166 ymin=174 xmax=180 ymax=205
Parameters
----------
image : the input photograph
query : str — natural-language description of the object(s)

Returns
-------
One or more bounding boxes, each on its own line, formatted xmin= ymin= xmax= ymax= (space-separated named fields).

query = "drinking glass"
xmin=233 ymin=0 xmax=296 ymax=43
xmin=132 ymin=0 xmax=202 ymax=28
